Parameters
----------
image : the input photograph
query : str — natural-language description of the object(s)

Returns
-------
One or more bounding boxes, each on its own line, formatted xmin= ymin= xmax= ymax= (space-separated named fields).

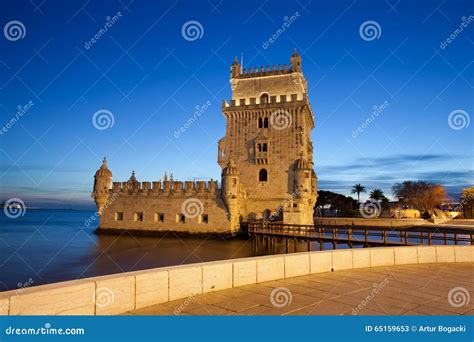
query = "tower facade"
xmin=219 ymin=50 xmax=317 ymax=225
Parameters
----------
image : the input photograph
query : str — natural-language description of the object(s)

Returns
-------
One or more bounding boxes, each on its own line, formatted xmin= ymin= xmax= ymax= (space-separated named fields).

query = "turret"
xmin=92 ymin=158 xmax=113 ymax=213
xmin=292 ymin=157 xmax=311 ymax=199
xmin=221 ymin=158 xmax=240 ymax=232
xmin=222 ymin=158 xmax=239 ymax=199
xmin=290 ymin=48 xmax=302 ymax=72
xmin=230 ymin=56 xmax=240 ymax=79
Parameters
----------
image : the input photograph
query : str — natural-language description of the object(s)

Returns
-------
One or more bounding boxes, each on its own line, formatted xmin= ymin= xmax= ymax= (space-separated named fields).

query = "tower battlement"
xmin=222 ymin=93 xmax=309 ymax=109
xmin=234 ymin=64 xmax=293 ymax=79
xmin=111 ymin=179 xmax=219 ymax=197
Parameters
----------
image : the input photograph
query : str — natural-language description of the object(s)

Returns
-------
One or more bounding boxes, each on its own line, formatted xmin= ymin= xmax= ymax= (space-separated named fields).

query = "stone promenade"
xmin=128 ymin=263 xmax=474 ymax=316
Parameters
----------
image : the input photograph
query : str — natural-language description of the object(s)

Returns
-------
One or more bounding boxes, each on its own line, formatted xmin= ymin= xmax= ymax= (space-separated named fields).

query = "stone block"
xmin=436 ymin=246 xmax=455 ymax=263
xmin=284 ymin=253 xmax=310 ymax=278
xmin=352 ymin=248 xmax=370 ymax=268
xmin=332 ymin=250 xmax=353 ymax=271
xmin=8 ymin=280 xmax=95 ymax=315
xmin=202 ymin=262 xmax=233 ymax=293
xmin=454 ymin=246 xmax=474 ymax=262
xmin=0 ymin=297 xmax=9 ymax=315
xmin=394 ymin=246 xmax=418 ymax=265
xmin=168 ymin=265 xmax=202 ymax=301
xmin=310 ymin=251 xmax=333 ymax=274
xmin=95 ymin=275 xmax=135 ymax=315
xmin=256 ymin=256 xmax=285 ymax=283
xmin=134 ymin=269 xmax=168 ymax=310
xmin=417 ymin=246 xmax=436 ymax=264
xmin=233 ymin=259 xmax=257 ymax=287
xmin=370 ymin=248 xmax=394 ymax=267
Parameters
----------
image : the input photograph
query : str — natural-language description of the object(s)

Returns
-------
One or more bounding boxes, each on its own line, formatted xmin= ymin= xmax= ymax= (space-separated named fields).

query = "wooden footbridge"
xmin=248 ymin=222 xmax=474 ymax=247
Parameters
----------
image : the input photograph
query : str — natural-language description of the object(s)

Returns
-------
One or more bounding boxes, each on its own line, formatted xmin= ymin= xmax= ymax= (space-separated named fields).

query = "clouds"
xmin=317 ymin=153 xmax=472 ymax=200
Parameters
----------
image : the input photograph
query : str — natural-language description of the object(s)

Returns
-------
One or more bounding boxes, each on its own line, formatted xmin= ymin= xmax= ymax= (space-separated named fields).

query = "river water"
xmin=0 ymin=210 xmax=350 ymax=291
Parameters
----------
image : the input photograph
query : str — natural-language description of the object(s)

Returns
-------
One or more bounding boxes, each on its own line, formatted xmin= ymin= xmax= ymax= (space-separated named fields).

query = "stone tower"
xmin=219 ymin=49 xmax=317 ymax=225
xmin=92 ymin=158 xmax=113 ymax=213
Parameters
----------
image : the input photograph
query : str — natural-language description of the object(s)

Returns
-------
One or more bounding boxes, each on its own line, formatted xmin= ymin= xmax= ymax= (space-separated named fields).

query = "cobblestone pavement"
xmin=128 ymin=263 xmax=474 ymax=316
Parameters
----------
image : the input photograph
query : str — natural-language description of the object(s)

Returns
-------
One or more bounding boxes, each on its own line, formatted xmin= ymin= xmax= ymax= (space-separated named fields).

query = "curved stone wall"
xmin=0 ymin=245 xmax=472 ymax=315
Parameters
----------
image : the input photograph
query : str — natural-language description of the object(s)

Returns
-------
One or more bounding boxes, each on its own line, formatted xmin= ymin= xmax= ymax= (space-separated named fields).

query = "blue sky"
xmin=0 ymin=0 xmax=473 ymax=209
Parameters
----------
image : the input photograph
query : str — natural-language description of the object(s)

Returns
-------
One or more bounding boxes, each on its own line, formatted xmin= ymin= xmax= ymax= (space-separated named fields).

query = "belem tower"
xmin=92 ymin=50 xmax=318 ymax=234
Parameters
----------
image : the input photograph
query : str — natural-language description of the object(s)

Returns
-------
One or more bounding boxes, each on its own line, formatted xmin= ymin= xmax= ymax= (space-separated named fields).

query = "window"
xmin=262 ymin=143 xmax=268 ymax=152
xmin=200 ymin=214 xmax=209 ymax=224
xmin=259 ymin=169 xmax=268 ymax=182
xmin=154 ymin=213 xmax=164 ymax=222
xmin=260 ymin=93 xmax=269 ymax=103
xmin=263 ymin=117 xmax=269 ymax=128
xmin=177 ymin=214 xmax=186 ymax=223
xmin=115 ymin=212 xmax=123 ymax=221
xmin=258 ymin=117 xmax=263 ymax=128
xmin=134 ymin=212 xmax=143 ymax=222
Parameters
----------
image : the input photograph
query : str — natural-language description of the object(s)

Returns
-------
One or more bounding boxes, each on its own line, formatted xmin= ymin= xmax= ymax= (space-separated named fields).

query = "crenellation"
xmin=152 ymin=181 xmax=161 ymax=191
xmin=173 ymin=181 xmax=183 ymax=192
xmin=142 ymin=182 xmax=151 ymax=192
xmin=112 ymin=182 xmax=122 ymax=192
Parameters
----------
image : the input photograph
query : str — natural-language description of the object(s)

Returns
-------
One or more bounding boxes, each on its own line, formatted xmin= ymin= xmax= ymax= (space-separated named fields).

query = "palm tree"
xmin=369 ymin=189 xmax=385 ymax=201
xmin=351 ymin=184 xmax=366 ymax=203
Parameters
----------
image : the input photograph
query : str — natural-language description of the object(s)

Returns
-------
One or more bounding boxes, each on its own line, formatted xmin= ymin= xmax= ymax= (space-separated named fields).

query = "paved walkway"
xmin=128 ymin=263 xmax=474 ymax=316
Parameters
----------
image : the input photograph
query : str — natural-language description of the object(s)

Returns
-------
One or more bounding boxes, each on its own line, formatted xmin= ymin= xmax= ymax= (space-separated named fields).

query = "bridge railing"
xmin=248 ymin=222 xmax=473 ymax=246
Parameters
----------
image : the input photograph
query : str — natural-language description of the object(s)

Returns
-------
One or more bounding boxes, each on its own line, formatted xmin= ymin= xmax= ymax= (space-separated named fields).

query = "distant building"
xmin=92 ymin=50 xmax=318 ymax=234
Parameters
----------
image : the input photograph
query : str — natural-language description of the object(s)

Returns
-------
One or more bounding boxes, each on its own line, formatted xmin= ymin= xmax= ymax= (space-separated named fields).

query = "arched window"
xmin=258 ymin=117 xmax=263 ymax=128
xmin=259 ymin=169 xmax=268 ymax=182
xmin=263 ymin=117 xmax=269 ymax=128
xmin=260 ymin=93 xmax=269 ymax=103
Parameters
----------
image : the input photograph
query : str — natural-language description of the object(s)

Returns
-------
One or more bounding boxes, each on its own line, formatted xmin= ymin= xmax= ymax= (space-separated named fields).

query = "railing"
xmin=248 ymin=222 xmax=474 ymax=246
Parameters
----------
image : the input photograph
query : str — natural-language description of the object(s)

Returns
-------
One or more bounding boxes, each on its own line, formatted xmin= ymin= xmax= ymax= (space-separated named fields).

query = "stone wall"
xmin=1 ymin=245 xmax=472 ymax=315
xmin=99 ymin=180 xmax=232 ymax=233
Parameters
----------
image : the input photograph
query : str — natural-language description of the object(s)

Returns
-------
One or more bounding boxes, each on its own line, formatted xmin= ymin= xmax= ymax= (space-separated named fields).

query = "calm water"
xmin=0 ymin=210 xmax=345 ymax=291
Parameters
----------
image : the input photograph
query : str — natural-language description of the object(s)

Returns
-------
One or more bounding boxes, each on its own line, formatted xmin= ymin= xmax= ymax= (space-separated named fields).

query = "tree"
xmin=369 ymin=189 xmax=385 ymax=201
xmin=392 ymin=181 xmax=447 ymax=216
xmin=351 ymin=184 xmax=366 ymax=203
xmin=315 ymin=190 xmax=357 ymax=217
xmin=460 ymin=187 xmax=474 ymax=219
